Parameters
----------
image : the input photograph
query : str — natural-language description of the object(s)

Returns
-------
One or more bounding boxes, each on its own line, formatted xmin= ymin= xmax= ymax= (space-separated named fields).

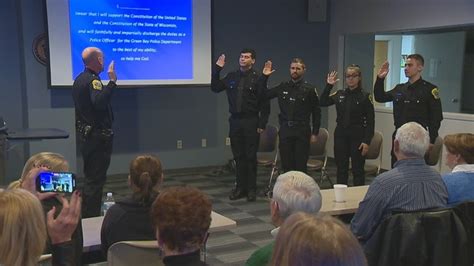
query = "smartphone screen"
xmin=36 ymin=172 xmax=76 ymax=193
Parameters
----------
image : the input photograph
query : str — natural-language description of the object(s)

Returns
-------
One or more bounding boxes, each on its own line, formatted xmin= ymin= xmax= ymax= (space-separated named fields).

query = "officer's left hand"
xmin=257 ymin=128 xmax=264 ymax=134
xmin=310 ymin=134 xmax=318 ymax=143
xmin=108 ymin=60 xmax=117 ymax=82
xmin=359 ymin=143 xmax=369 ymax=156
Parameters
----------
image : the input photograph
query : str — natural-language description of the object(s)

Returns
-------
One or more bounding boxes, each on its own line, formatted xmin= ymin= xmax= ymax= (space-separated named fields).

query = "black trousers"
xmin=334 ymin=126 xmax=366 ymax=186
xmin=79 ymin=131 xmax=113 ymax=218
xmin=229 ymin=116 xmax=259 ymax=192
xmin=279 ymin=125 xmax=311 ymax=173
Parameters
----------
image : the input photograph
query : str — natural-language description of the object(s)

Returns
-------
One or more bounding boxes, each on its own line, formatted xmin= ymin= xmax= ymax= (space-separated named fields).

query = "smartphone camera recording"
xmin=36 ymin=172 xmax=76 ymax=193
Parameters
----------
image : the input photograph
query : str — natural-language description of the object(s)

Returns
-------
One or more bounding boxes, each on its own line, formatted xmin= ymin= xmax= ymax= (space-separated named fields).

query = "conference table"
xmin=319 ymin=185 xmax=369 ymax=216
xmin=82 ymin=210 xmax=236 ymax=251
xmin=0 ymin=128 xmax=69 ymax=184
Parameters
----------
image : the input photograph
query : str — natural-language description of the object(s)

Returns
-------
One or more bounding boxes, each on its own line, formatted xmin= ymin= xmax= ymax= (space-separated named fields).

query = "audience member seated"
xmin=246 ymin=171 xmax=322 ymax=266
xmin=441 ymin=133 xmax=474 ymax=206
xmin=350 ymin=122 xmax=448 ymax=243
xmin=0 ymin=186 xmax=81 ymax=266
xmin=8 ymin=152 xmax=83 ymax=265
xmin=270 ymin=212 xmax=367 ymax=266
xmin=151 ymin=186 xmax=211 ymax=266
xmin=101 ymin=155 xmax=163 ymax=254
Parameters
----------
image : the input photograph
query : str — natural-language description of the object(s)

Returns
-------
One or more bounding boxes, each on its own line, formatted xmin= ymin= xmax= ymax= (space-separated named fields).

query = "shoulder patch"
xmin=431 ymin=87 xmax=440 ymax=100
xmin=92 ymin=80 xmax=103 ymax=91
xmin=368 ymin=94 xmax=374 ymax=104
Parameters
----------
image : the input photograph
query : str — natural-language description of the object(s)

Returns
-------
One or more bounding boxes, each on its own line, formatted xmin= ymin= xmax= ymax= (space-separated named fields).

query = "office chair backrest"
xmin=309 ymin=128 xmax=328 ymax=157
xmin=425 ymin=136 xmax=443 ymax=166
xmin=258 ymin=125 xmax=278 ymax=152
xmin=365 ymin=208 xmax=469 ymax=266
xmin=107 ymin=240 xmax=164 ymax=266
xmin=366 ymin=131 xmax=383 ymax=160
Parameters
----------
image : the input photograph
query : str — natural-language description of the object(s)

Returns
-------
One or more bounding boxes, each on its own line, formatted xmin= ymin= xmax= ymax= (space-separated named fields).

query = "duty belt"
xmin=285 ymin=120 xmax=308 ymax=127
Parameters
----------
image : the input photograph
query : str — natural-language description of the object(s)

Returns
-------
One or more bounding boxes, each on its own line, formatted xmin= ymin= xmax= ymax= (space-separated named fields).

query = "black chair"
xmin=454 ymin=201 xmax=474 ymax=264
xmin=364 ymin=208 xmax=470 ymax=266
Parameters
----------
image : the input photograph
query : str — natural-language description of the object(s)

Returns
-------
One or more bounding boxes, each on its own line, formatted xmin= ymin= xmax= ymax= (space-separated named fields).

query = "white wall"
xmin=328 ymin=0 xmax=474 ymax=171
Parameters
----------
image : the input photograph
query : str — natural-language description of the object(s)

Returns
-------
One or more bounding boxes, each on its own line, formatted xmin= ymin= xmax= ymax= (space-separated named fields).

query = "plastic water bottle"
xmin=102 ymin=192 xmax=115 ymax=216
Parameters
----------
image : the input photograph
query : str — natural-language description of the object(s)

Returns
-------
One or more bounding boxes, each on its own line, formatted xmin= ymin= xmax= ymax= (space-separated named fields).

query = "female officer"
xmin=320 ymin=65 xmax=374 ymax=186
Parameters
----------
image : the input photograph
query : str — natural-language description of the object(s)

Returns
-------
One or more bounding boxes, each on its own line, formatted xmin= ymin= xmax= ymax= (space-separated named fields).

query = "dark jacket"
xmin=374 ymin=77 xmax=443 ymax=143
xmin=211 ymin=65 xmax=270 ymax=129
xmin=364 ymin=208 xmax=470 ymax=266
xmin=51 ymin=241 xmax=75 ymax=266
xmin=100 ymin=195 xmax=157 ymax=255
xmin=320 ymin=84 xmax=374 ymax=144
xmin=264 ymin=78 xmax=321 ymax=135
xmin=72 ymin=68 xmax=115 ymax=130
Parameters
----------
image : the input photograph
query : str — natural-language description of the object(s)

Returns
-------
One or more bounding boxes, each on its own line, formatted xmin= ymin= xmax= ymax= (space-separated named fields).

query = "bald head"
xmin=82 ymin=47 xmax=104 ymax=73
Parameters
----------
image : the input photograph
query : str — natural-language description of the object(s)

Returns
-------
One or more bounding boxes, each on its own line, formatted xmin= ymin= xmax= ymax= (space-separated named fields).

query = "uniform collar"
xmin=290 ymin=78 xmax=304 ymax=86
xmin=345 ymin=87 xmax=361 ymax=94
xmin=240 ymin=68 xmax=253 ymax=76
xmin=407 ymin=76 xmax=424 ymax=87
xmin=85 ymin=67 xmax=99 ymax=77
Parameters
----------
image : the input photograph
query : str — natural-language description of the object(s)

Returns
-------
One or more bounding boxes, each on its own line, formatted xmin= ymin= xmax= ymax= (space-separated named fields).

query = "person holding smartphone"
xmin=8 ymin=152 xmax=83 ymax=265
xmin=0 ymin=187 xmax=81 ymax=266
xmin=73 ymin=47 xmax=117 ymax=217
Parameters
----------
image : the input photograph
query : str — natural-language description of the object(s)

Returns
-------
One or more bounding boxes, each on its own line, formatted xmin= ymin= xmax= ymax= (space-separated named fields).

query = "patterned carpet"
xmin=97 ymin=160 xmax=377 ymax=265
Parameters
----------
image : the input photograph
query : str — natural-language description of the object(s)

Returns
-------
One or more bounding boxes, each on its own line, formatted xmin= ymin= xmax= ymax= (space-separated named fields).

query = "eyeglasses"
xmin=345 ymin=74 xmax=359 ymax=79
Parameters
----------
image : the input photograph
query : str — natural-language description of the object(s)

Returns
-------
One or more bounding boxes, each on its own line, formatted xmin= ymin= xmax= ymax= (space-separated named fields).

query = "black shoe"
xmin=247 ymin=190 xmax=256 ymax=202
xmin=229 ymin=188 xmax=247 ymax=200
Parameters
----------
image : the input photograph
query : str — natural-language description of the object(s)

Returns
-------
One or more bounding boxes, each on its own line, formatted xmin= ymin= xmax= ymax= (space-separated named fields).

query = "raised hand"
xmin=216 ymin=54 xmax=226 ymax=68
xmin=327 ymin=71 xmax=339 ymax=85
xmin=108 ymin=60 xmax=117 ymax=82
xmin=262 ymin=60 xmax=275 ymax=76
xmin=377 ymin=61 xmax=389 ymax=78
xmin=47 ymin=191 xmax=82 ymax=244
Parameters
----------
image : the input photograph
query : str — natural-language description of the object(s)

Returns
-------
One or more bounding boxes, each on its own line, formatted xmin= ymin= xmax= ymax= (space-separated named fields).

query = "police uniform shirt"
xmin=374 ymin=77 xmax=443 ymax=143
xmin=320 ymin=84 xmax=375 ymax=144
xmin=211 ymin=65 xmax=270 ymax=129
xmin=72 ymin=68 xmax=116 ymax=129
xmin=265 ymin=79 xmax=321 ymax=135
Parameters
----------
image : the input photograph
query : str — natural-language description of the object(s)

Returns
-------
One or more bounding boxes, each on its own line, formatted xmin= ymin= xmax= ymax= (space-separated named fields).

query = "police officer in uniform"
xmin=73 ymin=47 xmax=117 ymax=218
xmin=374 ymin=54 xmax=443 ymax=167
xmin=320 ymin=65 xmax=374 ymax=186
xmin=262 ymin=58 xmax=321 ymax=173
xmin=211 ymin=48 xmax=270 ymax=202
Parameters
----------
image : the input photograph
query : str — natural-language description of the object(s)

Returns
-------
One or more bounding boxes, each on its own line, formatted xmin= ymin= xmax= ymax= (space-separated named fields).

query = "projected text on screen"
xmin=69 ymin=0 xmax=193 ymax=80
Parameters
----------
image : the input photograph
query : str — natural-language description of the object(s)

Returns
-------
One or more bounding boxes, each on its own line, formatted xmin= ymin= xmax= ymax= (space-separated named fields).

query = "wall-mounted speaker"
xmin=308 ymin=0 xmax=327 ymax=22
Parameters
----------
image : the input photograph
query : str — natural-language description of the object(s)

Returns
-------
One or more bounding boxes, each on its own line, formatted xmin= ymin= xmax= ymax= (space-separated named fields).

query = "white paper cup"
xmin=333 ymin=184 xmax=348 ymax=203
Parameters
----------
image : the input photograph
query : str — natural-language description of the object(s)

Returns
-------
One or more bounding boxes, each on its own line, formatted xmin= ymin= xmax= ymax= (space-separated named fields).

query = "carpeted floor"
xmin=90 ymin=159 xmax=378 ymax=265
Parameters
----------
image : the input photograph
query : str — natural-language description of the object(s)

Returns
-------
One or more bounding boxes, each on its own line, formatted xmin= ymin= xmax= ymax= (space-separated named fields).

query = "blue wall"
xmin=0 ymin=0 xmax=329 ymax=183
